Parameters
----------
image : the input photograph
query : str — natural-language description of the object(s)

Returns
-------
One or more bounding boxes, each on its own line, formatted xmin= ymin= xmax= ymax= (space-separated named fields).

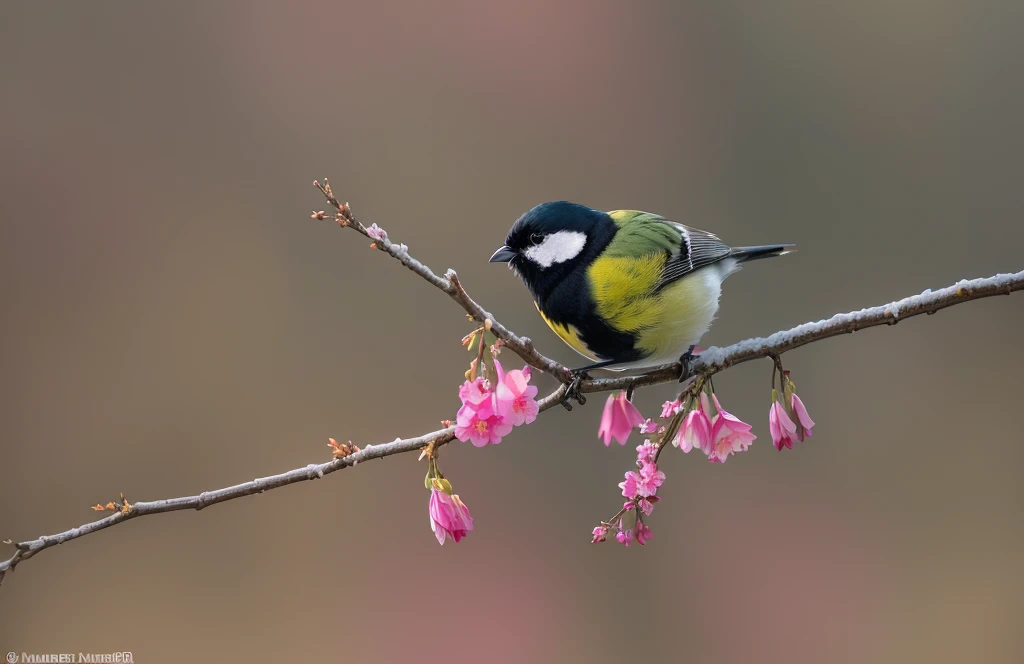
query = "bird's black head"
xmin=490 ymin=201 xmax=618 ymax=302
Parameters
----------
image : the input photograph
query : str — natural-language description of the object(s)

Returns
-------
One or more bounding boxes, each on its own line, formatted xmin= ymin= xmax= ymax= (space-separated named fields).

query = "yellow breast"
xmin=587 ymin=254 xmax=723 ymax=364
xmin=587 ymin=253 xmax=666 ymax=333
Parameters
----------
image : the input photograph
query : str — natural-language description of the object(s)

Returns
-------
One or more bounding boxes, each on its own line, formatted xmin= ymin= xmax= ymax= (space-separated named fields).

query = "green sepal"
xmin=782 ymin=378 xmax=796 ymax=418
xmin=427 ymin=477 xmax=454 ymax=495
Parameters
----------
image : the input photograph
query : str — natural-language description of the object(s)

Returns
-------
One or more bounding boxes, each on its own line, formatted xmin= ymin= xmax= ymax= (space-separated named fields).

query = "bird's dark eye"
xmin=530 ymin=232 xmax=545 ymax=245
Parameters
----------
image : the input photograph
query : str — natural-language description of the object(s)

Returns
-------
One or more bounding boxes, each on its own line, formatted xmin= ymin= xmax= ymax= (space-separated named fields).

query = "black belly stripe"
xmin=536 ymin=269 xmax=645 ymax=364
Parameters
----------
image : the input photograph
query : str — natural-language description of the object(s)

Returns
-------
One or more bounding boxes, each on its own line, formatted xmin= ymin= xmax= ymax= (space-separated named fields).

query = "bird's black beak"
xmin=489 ymin=245 xmax=516 ymax=263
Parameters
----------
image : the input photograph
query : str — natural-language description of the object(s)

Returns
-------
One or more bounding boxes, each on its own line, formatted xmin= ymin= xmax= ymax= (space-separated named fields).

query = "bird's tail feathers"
xmin=729 ymin=244 xmax=796 ymax=263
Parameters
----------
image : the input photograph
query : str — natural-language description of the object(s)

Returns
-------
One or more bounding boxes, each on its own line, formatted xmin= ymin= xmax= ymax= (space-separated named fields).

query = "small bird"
xmin=490 ymin=201 xmax=793 ymax=379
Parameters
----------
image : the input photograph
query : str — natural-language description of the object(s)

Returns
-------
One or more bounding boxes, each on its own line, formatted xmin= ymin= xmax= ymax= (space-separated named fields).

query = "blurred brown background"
xmin=2 ymin=2 xmax=1023 ymax=662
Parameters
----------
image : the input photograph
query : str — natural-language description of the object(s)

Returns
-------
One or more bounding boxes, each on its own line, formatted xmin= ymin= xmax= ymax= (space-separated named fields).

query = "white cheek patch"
xmin=523 ymin=231 xmax=587 ymax=268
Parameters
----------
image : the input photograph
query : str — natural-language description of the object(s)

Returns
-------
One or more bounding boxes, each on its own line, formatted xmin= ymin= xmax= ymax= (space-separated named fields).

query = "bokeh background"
xmin=2 ymin=2 xmax=1023 ymax=662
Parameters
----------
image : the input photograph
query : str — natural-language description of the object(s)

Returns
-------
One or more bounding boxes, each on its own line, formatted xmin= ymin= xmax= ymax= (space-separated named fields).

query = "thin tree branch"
xmin=2 ymin=184 xmax=1021 ymax=586
xmin=584 ymin=268 xmax=1024 ymax=392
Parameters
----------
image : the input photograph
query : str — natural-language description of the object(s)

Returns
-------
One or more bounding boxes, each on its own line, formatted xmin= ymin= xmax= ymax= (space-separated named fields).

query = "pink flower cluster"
xmin=769 ymin=392 xmax=815 ymax=451
xmin=672 ymin=392 xmax=757 ymax=463
xmin=612 ymin=440 xmax=666 ymax=546
xmin=455 ymin=360 xmax=539 ymax=447
xmin=619 ymin=444 xmax=666 ymax=501
xmin=591 ymin=373 xmax=817 ymax=548
xmin=428 ymin=489 xmax=474 ymax=545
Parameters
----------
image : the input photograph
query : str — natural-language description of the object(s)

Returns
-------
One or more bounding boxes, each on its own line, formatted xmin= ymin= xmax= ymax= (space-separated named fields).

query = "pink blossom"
xmin=712 ymin=394 xmax=754 ymax=435
xmin=592 ymin=524 xmax=610 ymax=543
xmin=661 ymin=398 xmax=684 ymax=418
xmin=677 ymin=407 xmax=712 ymax=453
xmin=455 ymin=377 xmax=512 ymax=446
xmin=635 ymin=462 xmax=666 ymax=496
xmin=616 ymin=528 xmax=633 ymax=546
xmin=458 ymin=377 xmax=494 ymax=419
xmin=769 ymin=400 xmax=798 ymax=451
xmin=706 ymin=394 xmax=756 ymax=463
xmin=455 ymin=408 xmax=513 ymax=446
xmin=428 ymin=490 xmax=474 ymax=545
xmin=636 ymin=440 xmax=658 ymax=465
xmin=619 ymin=471 xmax=640 ymax=499
xmin=366 ymin=223 xmax=388 ymax=241
xmin=639 ymin=418 xmax=659 ymax=434
xmin=598 ymin=392 xmax=645 ymax=446
xmin=635 ymin=522 xmax=653 ymax=546
xmin=791 ymin=393 xmax=816 ymax=441
xmin=494 ymin=360 xmax=539 ymax=426
xmin=454 ymin=375 xmax=517 ymax=446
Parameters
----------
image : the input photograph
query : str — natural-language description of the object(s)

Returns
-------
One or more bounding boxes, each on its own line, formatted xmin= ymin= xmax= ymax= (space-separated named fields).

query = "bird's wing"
xmin=605 ymin=210 xmax=732 ymax=288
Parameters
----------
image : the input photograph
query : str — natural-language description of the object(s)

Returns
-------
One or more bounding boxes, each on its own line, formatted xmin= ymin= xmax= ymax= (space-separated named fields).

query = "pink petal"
xmin=618 ymin=395 xmax=645 ymax=430
xmin=598 ymin=394 xmax=617 ymax=446
xmin=451 ymin=494 xmax=475 ymax=533
xmin=679 ymin=409 xmax=711 ymax=454
xmin=769 ymin=401 xmax=797 ymax=451
xmin=661 ymin=399 xmax=683 ymax=418
xmin=791 ymin=393 xmax=816 ymax=440
xmin=618 ymin=471 xmax=640 ymax=499
xmin=712 ymin=394 xmax=753 ymax=433
xmin=505 ymin=368 xmax=531 ymax=396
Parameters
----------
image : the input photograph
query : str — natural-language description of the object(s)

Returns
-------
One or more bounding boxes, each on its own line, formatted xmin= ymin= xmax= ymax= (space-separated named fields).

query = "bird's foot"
xmin=560 ymin=369 xmax=590 ymax=411
xmin=559 ymin=359 xmax=618 ymax=410
xmin=678 ymin=345 xmax=699 ymax=383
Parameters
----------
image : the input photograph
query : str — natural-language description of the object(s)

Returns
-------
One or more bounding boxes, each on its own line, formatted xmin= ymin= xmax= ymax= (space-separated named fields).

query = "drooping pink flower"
xmin=639 ymin=418 xmax=659 ymax=434
xmin=707 ymin=420 xmax=756 ymax=463
xmin=769 ymin=400 xmax=798 ymax=451
xmin=494 ymin=360 xmax=539 ymax=426
xmin=616 ymin=528 xmax=633 ymax=546
xmin=636 ymin=440 xmax=658 ymax=465
xmin=677 ymin=407 xmax=712 ymax=453
xmin=791 ymin=393 xmax=816 ymax=441
xmin=592 ymin=524 xmax=610 ymax=543
xmin=428 ymin=489 xmax=474 ymax=545
xmin=366 ymin=223 xmax=388 ymax=241
xmin=661 ymin=398 xmax=684 ymax=418
xmin=635 ymin=462 xmax=666 ymax=496
xmin=598 ymin=392 xmax=645 ymax=446
xmin=635 ymin=521 xmax=653 ymax=545
xmin=619 ymin=471 xmax=640 ymax=499
xmin=706 ymin=394 xmax=756 ymax=463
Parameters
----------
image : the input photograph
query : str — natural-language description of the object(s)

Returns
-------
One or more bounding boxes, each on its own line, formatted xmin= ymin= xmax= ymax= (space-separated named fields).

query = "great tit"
xmin=489 ymin=201 xmax=793 ymax=374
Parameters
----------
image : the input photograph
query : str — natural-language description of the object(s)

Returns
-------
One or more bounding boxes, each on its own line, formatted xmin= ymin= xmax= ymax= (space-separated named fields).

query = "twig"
xmin=314 ymin=179 xmax=566 ymax=377
xmin=2 ymin=182 xmax=1021 ymax=586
